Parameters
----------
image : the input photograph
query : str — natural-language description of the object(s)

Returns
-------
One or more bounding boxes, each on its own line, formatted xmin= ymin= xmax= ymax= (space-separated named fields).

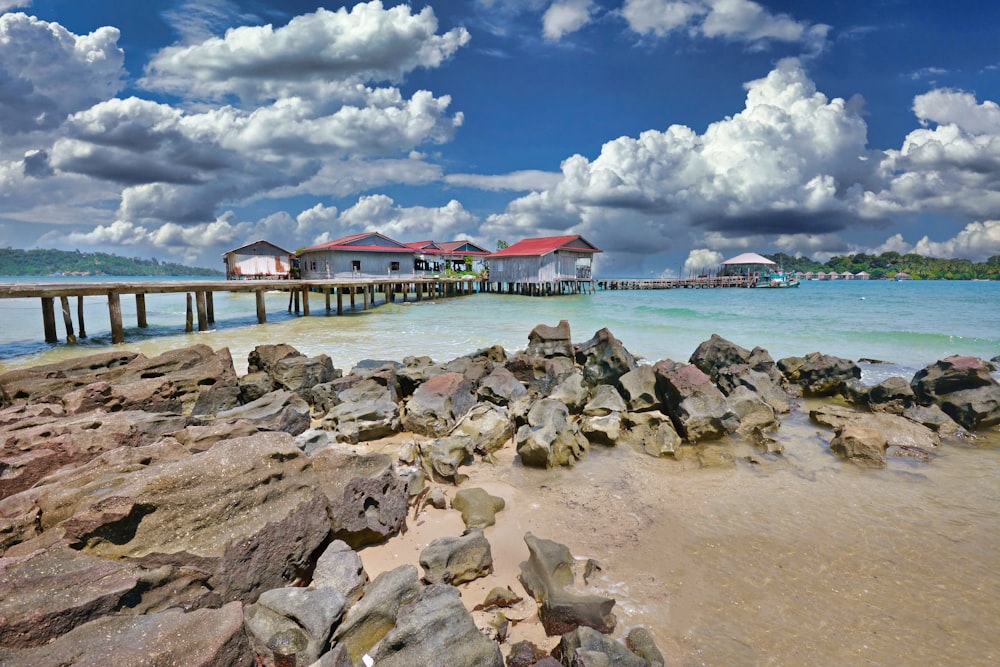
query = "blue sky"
xmin=1 ymin=0 xmax=998 ymax=275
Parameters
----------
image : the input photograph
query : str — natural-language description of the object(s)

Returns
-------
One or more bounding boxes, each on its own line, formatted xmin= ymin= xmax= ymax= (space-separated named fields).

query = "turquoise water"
xmin=0 ymin=278 xmax=998 ymax=376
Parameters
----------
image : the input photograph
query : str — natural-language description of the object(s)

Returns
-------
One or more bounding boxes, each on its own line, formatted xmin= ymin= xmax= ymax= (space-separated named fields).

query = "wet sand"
xmin=359 ymin=404 xmax=1000 ymax=666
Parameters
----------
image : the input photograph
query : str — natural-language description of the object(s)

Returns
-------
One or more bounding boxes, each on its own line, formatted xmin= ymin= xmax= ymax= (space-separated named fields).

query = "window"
xmin=310 ymin=261 xmax=316 ymax=270
xmin=352 ymin=260 xmax=361 ymax=271
xmin=390 ymin=261 xmax=400 ymax=271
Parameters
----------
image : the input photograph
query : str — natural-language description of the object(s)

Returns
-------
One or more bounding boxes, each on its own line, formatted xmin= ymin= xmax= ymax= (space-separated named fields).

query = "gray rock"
xmin=617 ymin=364 xmax=660 ymax=412
xmin=213 ymin=389 xmax=311 ymax=435
xmin=451 ymin=487 xmax=506 ymax=531
xmin=778 ymin=352 xmax=861 ymax=397
xmin=248 ymin=343 xmax=303 ymax=374
xmin=867 ymin=376 xmax=916 ymax=414
xmin=558 ymin=626 xmax=647 ymax=667
xmin=622 ymin=410 xmax=682 ymax=458
xmin=451 ymin=402 xmax=513 ymax=455
xmin=327 ymin=466 xmax=409 ymax=548
xmin=313 ymin=540 xmax=368 ymax=605
xmin=515 ymin=399 xmax=589 ymax=468
xmin=505 ymin=353 xmax=578 ymax=397
xmin=526 ymin=320 xmax=574 ymax=358
xmin=402 ymin=372 xmax=477 ymax=437
xmin=574 ymin=328 xmax=638 ymax=387
xmin=330 ymin=565 xmax=423 ymax=664
xmin=716 ymin=363 xmax=791 ymax=414
xmin=727 ymin=385 xmax=778 ymax=434
xmin=477 ymin=366 xmax=530 ymax=408
xmin=830 ymin=424 xmax=888 ymax=468
xmin=911 ymin=355 xmax=1000 ymax=429
xmin=245 ymin=586 xmax=346 ymax=666
xmin=580 ymin=413 xmax=622 ymax=446
xmin=689 ymin=333 xmax=751 ymax=379
xmin=418 ymin=434 xmax=475 ymax=484
xmin=271 ymin=353 xmax=338 ymax=398
xmin=654 ymin=361 xmax=739 ymax=442
xmin=548 ymin=369 xmax=590 ymax=412
xmin=239 ymin=370 xmax=274 ymax=404
xmin=810 ymin=406 xmax=941 ymax=452
xmin=419 ymin=528 xmax=494 ymax=584
xmin=583 ymin=385 xmax=627 ymax=417
xmin=320 ymin=379 xmax=401 ymax=443
xmin=626 ymin=626 xmax=666 ymax=667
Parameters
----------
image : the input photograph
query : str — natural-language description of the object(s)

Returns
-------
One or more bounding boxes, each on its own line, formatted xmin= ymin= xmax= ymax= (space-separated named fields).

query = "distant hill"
xmin=765 ymin=251 xmax=1000 ymax=280
xmin=0 ymin=248 xmax=223 ymax=277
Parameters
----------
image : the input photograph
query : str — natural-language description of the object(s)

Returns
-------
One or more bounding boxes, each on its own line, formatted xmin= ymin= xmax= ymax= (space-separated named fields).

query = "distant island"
xmin=765 ymin=251 xmax=1000 ymax=281
xmin=0 ymin=248 xmax=223 ymax=277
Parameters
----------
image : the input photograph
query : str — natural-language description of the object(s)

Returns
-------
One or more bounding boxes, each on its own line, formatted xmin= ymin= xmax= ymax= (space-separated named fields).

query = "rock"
xmin=515 ymin=399 xmax=589 ymax=468
xmin=654 ymin=361 xmax=739 ymax=442
xmin=830 ymin=424 xmax=887 ymax=467
xmin=689 ymin=334 xmax=751 ymax=379
xmin=583 ymin=385 xmax=627 ymax=417
xmin=248 ymin=343 xmax=303 ymax=374
xmin=244 ymin=586 xmax=346 ymax=666
xmin=369 ymin=583 xmax=504 ymax=667
xmin=617 ymin=364 xmax=660 ymax=412
xmin=506 ymin=640 xmax=550 ymax=667
xmin=867 ymin=376 xmax=917 ymax=413
xmin=557 ymin=625 xmax=647 ymax=667
xmin=450 ymin=403 xmax=513 ymax=455
xmin=505 ymin=353 xmax=578 ymax=397
xmin=727 ymin=385 xmax=778 ymax=434
xmin=320 ymin=378 xmax=401 ymax=443
xmin=312 ymin=540 xmax=368 ymax=605
xmin=548 ymin=369 xmax=590 ymax=412
xmin=0 ymin=602 xmax=250 ymax=667
xmin=294 ymin=428 xmax=336 ymax=455
xmin=419 ymin=529 xmax=494 ymax=584
xmin=418 ymin=435 xmax=475 ymax=484
xmin=574 ymin=328 xmax=638 ymax=387
xmin=911 ymin=356 xmax=1000 ymax=429
xmin=403 ymin=372 xmax=477 ymax=437
xmin=902 ymin=404 xmax=968 ymax=441
xmin=748 ymin=346 xmax=785 ymax=386
xmin=526 ymin=320 xmax=574 ymax=358
xmin=477 ymin=366 xmax=530 ymax=408
xmin=348 ymin=360 xmax=403 ymax=401
xmin=622 ymin=410 xmax=682 ymax=458
xmin=325 ymin=464 xmax=409 ymax=548
xmin=0 ymin=350 xmax=140 ymax=406
xmin=330 ymin=565 xmax=423 ymax=664
xmin=716 ymin=363 xmax=791 ymax=414
xmin=271 ymin=353 xmax=339 ymax=401
xmin=190 ymin=384 xmax=243 ymax=416
xmin=580 ymin=412 xmax=622 ymax=446
xmin=170 ymin=419 xmax=259 ymax=453
xmin=810 ymin=406 xmax=941 ymax=452
xmin=626 ymin=626 xmax=666 ymax=667
xmin=0 ymin=546 xmax=140 ymax=648
xmin=212 ymin=389 xmax=311 ymax=435
xmin=697 ymin=444 xmax=736 ymax=468
xmin=778 ymin=352 xmax=861 ymax=397
xmin=451 ymin=487 xmax=506 ymax=531
xmin=239 ymin=370 xmax=274 ymax=404
xmin=518 ymin=533 xmax=616 ymax=636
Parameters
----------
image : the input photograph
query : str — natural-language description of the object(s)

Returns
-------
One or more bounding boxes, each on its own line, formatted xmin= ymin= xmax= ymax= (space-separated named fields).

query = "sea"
xmin=1 ymin=276 xmax=998 ymax=665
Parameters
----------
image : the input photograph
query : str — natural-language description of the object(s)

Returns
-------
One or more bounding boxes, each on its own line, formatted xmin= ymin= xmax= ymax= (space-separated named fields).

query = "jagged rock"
xmin=778 ymin=352 xmax=861 ymax=397
xmin=418 ymin=435 xmax=474 ymax=484
xmin=0 ymin=602 xmax=250 ymax=667
xmin=0 ymin=546 xmax=141 ymax=648
xmin=313 ymin=540 xmax=368 ymax=605
xmin=0 ymin=350 xmax=140 ymax=406
xmin=326 ymin=465 xmax=409 ymax=548
xmin=505 ymin=353 xmax=578 ymax=397
xmin=507 ymin=640 xmax=550 ymax=667
xmin=248 ymin=343 xmax=302 ymax=374
xmin=294 ymin=428 xmax=335 ymax=455
xmin=368 ymin=583 xmax=504 ymax=667
xmin=911 ymin=356 xmax=1000 ymax=429
xmin=617 ymin=364 xmax=659 ymax=412
xmin=518 ymin=533 xmax=616 ymax=636
xmin=867 ymin=376 xmax=917 ymax=413
xmin=271 ymin=353 xmax=339 ymax=401
xmin=583 ymin=385 xmax=627 ymax=416
xmin=244 ymin=586 xmax=346 ymax=666
xmin=902 ymin=404 xmax=968 ymax=440
xmin=451 ymin=487 xmax=506 ymax=531
xmin=451 ymin=403 xmax=513 ymax=455
xmin=239 ymin=371 xmax=274 ymax=404
xmin=715 ymin=363 xmax=791 ymax=414
xmin=626 ymin=626 xmax=666 ymax=667
xmin=526 ymin=320 xmax=574 ymax=358
xmin=557 ymin=625 xmax=647 ymax=667
xmin=169 ymin=418 xmax=259 ymax=453
xmin=515 ymin=399 xmax=589 ymax=468
xmin=477 ymin=366 xmax=530 ymax=406
xmin=348 ymin=360 xmax=403 ymax=401
xmin=212 ymin=389 xmax=311 ymax=435
xmin=320 ymin=379 xmax=401 ymax=443
xmin=581 ymin=412 xmax=622 ymax=446
xmin=748 ymin=346 xmax=785 ymax=386
xmin=419 ymin=529 xmax=494 ymax=584
xmin=402 ymin=372 xmax=477 ymax=437
xmin=330 ymin=565 xmax=423 ymax=664
xmin=574 ymin=328 xmax=638 ymax=387
xmin=654 ymin=361 xmax=739 ymax=442
xmin=830 ymin=424 xmax=888 ymax=467
xmin=190 ymin=384 xmax=242 ymax=415
xmin=689 ymin=334 xmax=751 ymax=379
xmin=395 ymin=356 xmax=435 ymax=398
xmin=727 ymin=385 xmax=778 ymax=434
xmin=810 ymin=406 xmax=941 ymax=452
xmin=622 ymin=410 xmax=682 ymax=458
xmin=548 ymin=369 xmax=590 ymax=412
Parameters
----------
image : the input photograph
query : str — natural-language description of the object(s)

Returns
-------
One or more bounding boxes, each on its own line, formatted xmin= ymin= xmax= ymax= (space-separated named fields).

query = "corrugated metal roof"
xmin=488 ymin=235 xmax=601 ymax=258
xmin=300 ymin=232 xmax=413 ymax=254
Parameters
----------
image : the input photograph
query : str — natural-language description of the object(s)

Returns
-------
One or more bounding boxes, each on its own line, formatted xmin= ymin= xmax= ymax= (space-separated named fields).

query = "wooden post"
xmin=337 ymin=288 xmax=343 ymax=315
xmin=349 ymin=286 xmax=355 ymax=309
xmin=301 ymin=287 xmax=310 ymax=316
xmin=59 ymin=296 xmax=77 ymax=343
xmin=77 ymin=295 xmax=87 ymax=338
xmin=325 ymin=288 xmax=331 ymax=313
xmin=108 ymin=292 xmax=124 ymax=343
xmin=185 ymin=293 xmax=194 ymax=332
xmin=415 ymin=281 xmax=422 ymax=301
xmin=41 ymin=297 xmax=58 ymax=343
xmin=255 ymin=289 xmax=267 ymax=323
xmin=196 ymin=291 xmax=208 ymax=331
xmin=136 ymin=293 xmax=148 ymax=328
xmin=206 ymin=292 xmax=215 ymax=323
xmin=363 ymin=284 xmax=370 ymax=310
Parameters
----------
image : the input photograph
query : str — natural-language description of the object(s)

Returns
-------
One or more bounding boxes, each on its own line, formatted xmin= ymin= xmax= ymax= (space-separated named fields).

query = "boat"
xmin=719 ymin=252 xmax=800 ymax=288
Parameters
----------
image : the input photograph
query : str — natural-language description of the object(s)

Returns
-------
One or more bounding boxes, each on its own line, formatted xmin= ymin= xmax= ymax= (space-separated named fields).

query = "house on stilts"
xmin=223 ymin=240 xmax=294 ymax=280
xmin=485 ymin=234 xmax=601 ymax=295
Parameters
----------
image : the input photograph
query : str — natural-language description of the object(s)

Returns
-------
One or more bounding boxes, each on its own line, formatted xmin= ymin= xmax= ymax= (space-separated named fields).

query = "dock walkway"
xmin=597 ymin=275 xmax=756 ymax=290
xmin=0 ymin=276 xmax=478 ymax=345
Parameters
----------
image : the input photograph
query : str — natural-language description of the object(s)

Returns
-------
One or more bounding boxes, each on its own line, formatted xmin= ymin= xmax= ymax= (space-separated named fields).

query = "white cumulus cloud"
xmin=543 ymin=0 xmax=595 ymax=40
xmin=683 ymin=248 xmax=723 ymax=273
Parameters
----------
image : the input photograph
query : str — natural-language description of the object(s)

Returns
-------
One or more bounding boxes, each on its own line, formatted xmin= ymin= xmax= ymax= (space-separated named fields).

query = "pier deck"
xmin=0 ymin=276 xmax=479 ymax=345
xmin=597 ymin=275 xmax=756 ymax=290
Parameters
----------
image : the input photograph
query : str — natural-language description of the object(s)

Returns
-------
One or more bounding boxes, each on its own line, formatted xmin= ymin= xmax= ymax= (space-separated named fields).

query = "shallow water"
xmin=2 ymin=277 xmax=999 ymax=664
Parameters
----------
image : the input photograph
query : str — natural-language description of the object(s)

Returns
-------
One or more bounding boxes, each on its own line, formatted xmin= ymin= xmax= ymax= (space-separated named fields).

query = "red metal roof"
xmin=488 ymin=235 xmax=601 ymax=258
xmin=405 ymin=239 xmax=490 ymax=256
xmin=300 ymin=231 xmax=413 ymax=254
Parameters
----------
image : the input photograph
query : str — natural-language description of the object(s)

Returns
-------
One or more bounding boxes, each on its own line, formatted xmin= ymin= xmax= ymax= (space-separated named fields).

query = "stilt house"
xmin=408 ymin=239 xmax=491 ymax=274
xmin=223 ymin=240 xmax=293 ymax=280
xmin=297 ymin=232 xmax=415 ymax=279
xmin=487 ymin=235 xmax=601 ymax=286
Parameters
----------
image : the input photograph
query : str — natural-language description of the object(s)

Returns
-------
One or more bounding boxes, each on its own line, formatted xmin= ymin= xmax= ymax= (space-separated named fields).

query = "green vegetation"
xmin=0 ymin=248 xmax=223 ymax=277
xmin=766 ymin=252 xmax=1000 ymax=280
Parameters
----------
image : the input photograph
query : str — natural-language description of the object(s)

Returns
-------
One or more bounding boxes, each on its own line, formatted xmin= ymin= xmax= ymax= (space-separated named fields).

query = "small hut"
xmin=298 ymin=232 xmax=414 ymax=279
xmin=223 ymin=240 xmax=293 ymax=280
xmin=487 ymin=235 xmax=601 ymax=285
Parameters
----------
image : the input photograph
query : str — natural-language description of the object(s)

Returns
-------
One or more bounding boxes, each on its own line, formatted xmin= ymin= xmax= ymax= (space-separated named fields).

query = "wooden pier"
xmin=0 ymin=276 xmax=479 ymax=345
xmin=597 ymin=275 xmax=756 ymax=290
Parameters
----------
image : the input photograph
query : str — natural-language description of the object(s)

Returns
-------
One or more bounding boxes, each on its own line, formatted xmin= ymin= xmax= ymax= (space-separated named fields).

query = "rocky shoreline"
xmin=1 ymin=322 xmax=998 ymax=666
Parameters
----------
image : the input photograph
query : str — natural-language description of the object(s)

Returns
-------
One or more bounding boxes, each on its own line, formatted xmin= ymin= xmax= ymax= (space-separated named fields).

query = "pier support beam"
xmin=196 ymin=291 xmax=208 ymax=331
xmin=337 ymin=288 xmax=343 ymax=315
xmin=41 ymin=297 xmax=58 ymax=344
xmin=185 ymin=293 xmax=194 ymax=333
xmin=207 ymin=292 xmax=215 ymax=324
xmin=109 ymin=292 xmax=124 ymax=344
xmin=255 ymin=289 xmax=267 ymax=323
xmin=136 ymin=293 xmax=147 ymax=328
xmin=60 ymin=296 xmax=77 ymax=344
xmin=77 ymin=295 xmax=87 ymax=338
xmin=302 ymin=287 xmax=310 ymax=316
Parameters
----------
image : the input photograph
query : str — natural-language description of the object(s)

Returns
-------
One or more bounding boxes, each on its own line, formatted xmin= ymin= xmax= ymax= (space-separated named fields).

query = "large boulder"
xmin=910 ymin=356 xmax=1000 ymax=429
xmin=450 ymin=403 xmax=513 ymax=456
xmin=477 ymin=366 xmax=530 ymax=407
xmin=515 ymin=399 xmax=589 ymax=468
xmin=557 ymin=626 xmax=648 ymax=667
xmin=866 ymin=376 xmax=917 ymax=414
xmin=518 ymin=533 xmax=617 ymax=636
xmin=248 ymin=343 xmax=303 ymax=375
xmin=271 ymin=353 xmax=339 ymax=402
xmin=505 ymin=353 xmax=578 ymax=397
xmin=419 ymin=529 xmax=494 ymax=585
xmin=312 ymin=540 xmax=368 ymax=605
xmin=621 ymin=410 xmax=682 ymax=458
xmin=211 ymin=389 xmax=311 ymax=435
xmin=402 ymin=372 xmax=477 ymax=437
xmin=0 ymin=350 xmax=140 ymax=405
xmin=244 ymin=586 xmax=346 ymax=666
xmin=417 ymin=435 xmax=475 ymax=484
xmin=617 ymin=364 xmax=660 ymax=412
xmin=778 ymin=352 xmax=861 ymax=397
xmin=830 ymin=424 xmax=888 ymax=468
xmin=574 ymin=328 xmax=637 ymax=387
xmin=689 ymin=334 xmax=751 ymax=379
xmin=330 ymin=565 xmax=423 ymax=664
xmin=0 ymin=602 xmax=251 ymax=667
xmin=715 ymin=364 xmax=791 ymax=414
xmin=654 ymin=361 xmax=739 ymax=442
xmin=320 ymin=379 xmax=401 ymax=443
xmin=526 ymin=321 xmax=574 ymax=358
xmin=547 ymin=369 xmax=590 ymax=412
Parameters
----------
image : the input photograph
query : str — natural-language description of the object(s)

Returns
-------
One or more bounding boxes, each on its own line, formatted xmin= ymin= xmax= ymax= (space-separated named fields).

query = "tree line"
xmin=766 ymin=251 xmax=1000 ymax=280
xmin=0 ymin=248 xmax=223 ymax=277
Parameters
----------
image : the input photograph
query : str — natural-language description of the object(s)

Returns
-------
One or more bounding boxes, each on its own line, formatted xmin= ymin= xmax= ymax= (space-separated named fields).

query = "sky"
xmin=1 ymin=0 xmax=999 ymax=276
